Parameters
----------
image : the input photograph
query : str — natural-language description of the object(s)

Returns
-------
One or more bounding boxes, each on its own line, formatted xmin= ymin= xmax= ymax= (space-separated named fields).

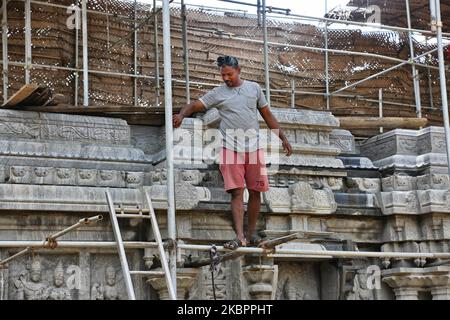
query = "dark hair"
xmin=217 ymin=56 xmax=239 ymax=68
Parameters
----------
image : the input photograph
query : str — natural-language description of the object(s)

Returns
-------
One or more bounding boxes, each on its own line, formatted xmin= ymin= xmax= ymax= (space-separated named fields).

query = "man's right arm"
xmin=172 ymin=100 xmax=206 ymax=128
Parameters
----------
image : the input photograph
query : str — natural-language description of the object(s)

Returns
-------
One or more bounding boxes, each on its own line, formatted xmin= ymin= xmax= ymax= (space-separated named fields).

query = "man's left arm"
xmin=258 ymin=106 xmax=293 ymax=156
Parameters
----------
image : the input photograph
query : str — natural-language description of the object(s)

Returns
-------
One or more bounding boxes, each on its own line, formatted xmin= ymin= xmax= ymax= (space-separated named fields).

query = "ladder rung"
xmin=129 ymin=271 xmax=165 ymax=276
xmin=115 ymin=214 xmax=151 ymax=219
xmin=114 ymin=207 xmax=150 ymax=214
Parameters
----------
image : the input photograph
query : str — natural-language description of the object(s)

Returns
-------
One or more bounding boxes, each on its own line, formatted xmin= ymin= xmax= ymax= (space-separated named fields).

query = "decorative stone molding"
xmin=360 ymin=127 xmax=450 ymax=173
xmin=417 ymin=174 xmax=449 ymax=190
xmin=382 ymin=174 xmax=416 ymax=192
xmin=345 ymin=177 xmax=381 ymax=193
xmin=382 ymin=267 xmax=450 ymax=300
xmin=6 ymin=166 xmax=144 ymax=188
xmin=263 ymin=182 xmax=337 ymax=214
xmin=149 ymin=184 xmax=211 ymax=210
xmin=330 ymin=129 xmax=356 ymax=154
xmin=146 ymin=268 xmax=199 ymax=300
xmin=242 ymin=265 xmax=278 ymax=300
xmin=0 ymin=109 xmax=130 ymax=145
xmin=290 ymin=182 xmax=337 ymax=214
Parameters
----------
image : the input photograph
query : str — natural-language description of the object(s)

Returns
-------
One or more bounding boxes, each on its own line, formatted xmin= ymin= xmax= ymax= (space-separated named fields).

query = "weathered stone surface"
xmin=382 ymin=267 xmax=450 ymax=300
xmin=1 ymin=108 xmax=449 ymax=300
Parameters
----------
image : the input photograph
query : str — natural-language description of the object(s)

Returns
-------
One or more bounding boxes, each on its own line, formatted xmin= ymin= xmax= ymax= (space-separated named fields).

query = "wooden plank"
xmin=1 ymin=84 xmax=40 ymax=108
xmin=338 ymin=117 xmax=428 ymax=129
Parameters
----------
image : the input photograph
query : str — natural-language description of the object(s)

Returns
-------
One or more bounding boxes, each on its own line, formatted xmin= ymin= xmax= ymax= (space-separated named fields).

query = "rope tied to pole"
xmin=209 ymin=244 xmax=221 ymax=300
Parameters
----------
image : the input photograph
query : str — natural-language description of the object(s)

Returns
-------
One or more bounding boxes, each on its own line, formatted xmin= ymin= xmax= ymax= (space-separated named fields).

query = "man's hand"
xmin=172 ymin=114 xmax=184 ymax=128
xmin=282 ymin=138 xmax=293 ymax=156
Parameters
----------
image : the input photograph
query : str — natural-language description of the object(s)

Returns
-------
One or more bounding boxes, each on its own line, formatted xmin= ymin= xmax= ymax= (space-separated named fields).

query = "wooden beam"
xmin=1 ymin=84 xmax=39 ymax=108
xmin=338 ymin=116 xmax=427 ymax=129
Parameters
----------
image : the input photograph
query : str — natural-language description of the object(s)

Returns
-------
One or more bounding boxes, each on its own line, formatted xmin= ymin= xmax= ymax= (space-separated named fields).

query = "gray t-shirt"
xmin=199 ymin=80 xmax=268 ymax=152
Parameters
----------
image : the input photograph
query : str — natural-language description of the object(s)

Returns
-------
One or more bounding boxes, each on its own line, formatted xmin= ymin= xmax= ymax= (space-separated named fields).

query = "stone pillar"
xmin=146 ymin=268 xmax=198 ymax=300
xmin=392 ymin=287 xmax=419 ymax=300
xmin=431 ymin=287 xmax=450 ymax=300
xmin=382 ymin=269 xmax=424 ymax=300
xmin=242 ymin=265 xmax=278 ymax=300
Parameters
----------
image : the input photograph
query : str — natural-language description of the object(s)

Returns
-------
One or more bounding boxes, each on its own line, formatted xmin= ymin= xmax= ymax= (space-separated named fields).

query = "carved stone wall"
xmin=1 ymin=109 xmax=449 ymax=300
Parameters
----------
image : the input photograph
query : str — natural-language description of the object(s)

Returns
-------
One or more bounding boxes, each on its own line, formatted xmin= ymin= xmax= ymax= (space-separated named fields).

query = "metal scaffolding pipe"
xmin=2 ymin=241 xmax=450 ymax=260
xmin=134 ymin=0 xmax=138 ymax=106
xmin=24 ymin=0 xmax=31 ymax=84
xmin=162 ymin=0 xmax=177 ymax=295
xmin=0 ymin=215 xmax=103 ymax=268
xmin=81 ymin=0 xmax=88 ymax=107
xmin=379 ymin=88 xmax=383 ymax=134
xmin=406 ymin=0 xmax=422 ymax=118
xmin=232 ymin=36 xmax=439 ymax=71
xmin=74 ymin=3 xmax=79 ymax=106
xmin=2 ymin=0 xmax=8 ymax=103
xmin=331 ymin=48 xmax=438 ymax=96
xmin=46 ymin=215 xmax=103 ymax=241
xmin=0 ymin=60 xmax=158 ymax=80
xmin=154 ymin=0 xmax=161 ymax=106
xmin=262 ymin=0 xmax=270 ymax=107
xmin=181 ymin=0 xmax=190 ymax=104
xmin=324 ymin=0 xmax=330 ymax=110
xmin=177 ymin=244 xmax=450 ymax=260
xmin=290 ymin=78 xmax=295 ymax=109
xmin=267 ymin=11 xmax=450 ymax=38
xmin=435 ymin=0 xmax=450 ymax=178
xmin=0 ymin=241 xmax=158 ymax=249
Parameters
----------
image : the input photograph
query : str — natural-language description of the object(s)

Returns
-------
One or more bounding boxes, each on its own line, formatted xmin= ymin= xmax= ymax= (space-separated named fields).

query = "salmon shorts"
xmin=219 ymin=147 xmax=269 ymax=193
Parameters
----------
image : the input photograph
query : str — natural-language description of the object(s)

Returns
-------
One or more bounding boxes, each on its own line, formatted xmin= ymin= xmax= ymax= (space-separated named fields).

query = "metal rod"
xmin=2 ymin=240 xmax=450 ymax=260
xmin=74 ymin=3 xmax=79 ymax=107
xmin=427 ymin=57 xmax=435 ymax=110
xmin=15 ymin=0 xmax=450 ymax=38
xmin=324 ymin=0 xmax=330 ymax=110
xmin=262 ymin=0 xmax=270 ymax=107
xmin=2 ymin=0 xmax=8 ymax=103
xmin=2 ymin=58 xmax=436 ymax=112
xmin=0 ymin=241 xmax=158 ymax=249
xmin=267 ymin=11 xmax=450 ymax=38
xmin=134 ymin=0 xmax=138 ymax=106
xmin=379 ymin=88 xmax=383 ymax=133
xmin=47 ymin=215 xmax=103 ymax=241
xmin=435 ymin=0 xmax=450 ymax=179
xmin=178 ymin=244 xmax=450 ymax=259
xmin=181 ymin=0 xmax=190 ymax=104
xmin=143 ymin=189 xmax=176 ymax=300
xmin=82 ymin=0 xmax=89 ymax=107
xmin=290 ymin=78 xmax=295 ymax=109
xmin=406 ymin=0 xmax=422 ymax=118
xmin=218 ymin=0 xmax=290 ymax=13
xmin=24 ymin=0 xmax=31 ymax=84
xmin=23 ymin=0 xmax=148 ymax=20
xmin=231 ymin=36 xmax=439 ymax=71
xmin=257 ymin=0 xmax=261 ymax=26
xmin=0 ymin=215 xmax=103 ymax=268
xmin=0 ymin=248 xmax=32 ymax=268
xmin=331 ymin=48 xmax=438 ymax=96
xmin=0 ymin=60 xmax=158 ymax=80
xmin=162 ymin=0 xmax=177 ymax=295
xmin=105 ymin=189 xmax=136 ymax=300
xmin=154 ymin=0 xmax=161 ymax=106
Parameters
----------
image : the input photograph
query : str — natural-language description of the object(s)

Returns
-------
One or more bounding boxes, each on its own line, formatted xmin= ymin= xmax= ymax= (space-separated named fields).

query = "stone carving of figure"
xmin=345 ymin=271 xmax=372 ymax=300
xmin=47 ymin=261 xmax=71 ymax=300
xmin=14 ymin=257 xmax=48 ymax=300
xmin=91 ymin=266 xmax=120 ymax=300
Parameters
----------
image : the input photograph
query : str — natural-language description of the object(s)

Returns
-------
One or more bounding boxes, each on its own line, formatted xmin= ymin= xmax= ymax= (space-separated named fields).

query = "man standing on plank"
xmin=173 ymin=55 xmax=292 ymax=249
